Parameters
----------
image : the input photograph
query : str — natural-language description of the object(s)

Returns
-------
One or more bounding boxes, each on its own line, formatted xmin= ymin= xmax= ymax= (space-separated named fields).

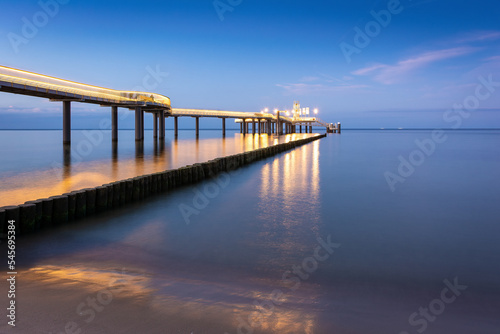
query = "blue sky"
xmin=0 ymin=0 xmax=499 ymax=129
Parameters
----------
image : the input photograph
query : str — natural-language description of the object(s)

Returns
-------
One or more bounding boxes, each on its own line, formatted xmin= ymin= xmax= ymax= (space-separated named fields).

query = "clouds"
xmin=352 ymin=47 xmax=477 ymax=84
xmin=276 ymin=73 xmax=368 ymax=95
xmin=455 ymin=31 xmax=500 ymax=44
xmin=276 ymin=82 xmax=368 ymax=95
xmin=352 ymin=30 xmax=500 ymax=85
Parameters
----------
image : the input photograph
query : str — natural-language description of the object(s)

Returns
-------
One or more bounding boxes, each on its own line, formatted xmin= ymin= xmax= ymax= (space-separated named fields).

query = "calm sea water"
xmin=0 ymin=129 xmax=312 ymax=206
xmin=1 ymin=129 xmax=500 ymax=333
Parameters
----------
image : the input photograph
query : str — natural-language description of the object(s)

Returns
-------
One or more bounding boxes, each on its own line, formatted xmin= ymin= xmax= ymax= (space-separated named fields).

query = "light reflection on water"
xmin=7 ymin=130 xmax=500 ymax=333
xmin=13 ymin=134 xmax=326 ymax=334
xmin=0 ymin=130 xmax=316 ymax=206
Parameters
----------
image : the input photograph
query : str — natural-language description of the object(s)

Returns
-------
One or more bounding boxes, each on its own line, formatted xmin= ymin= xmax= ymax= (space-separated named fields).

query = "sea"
xmin=0 ymin=129 xmax=499 ymax=334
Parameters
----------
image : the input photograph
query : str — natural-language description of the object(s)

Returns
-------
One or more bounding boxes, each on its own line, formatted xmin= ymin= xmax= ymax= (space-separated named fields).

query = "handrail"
xmin=0 ymin=65 xmax=171 ymax=107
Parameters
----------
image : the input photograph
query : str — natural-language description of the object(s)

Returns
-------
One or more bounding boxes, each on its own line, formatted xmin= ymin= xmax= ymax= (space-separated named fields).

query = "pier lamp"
xmin=264 ymin=108 xmax=269 ymax=113
xmin=314 ymin=108 xmax=319 ymax=115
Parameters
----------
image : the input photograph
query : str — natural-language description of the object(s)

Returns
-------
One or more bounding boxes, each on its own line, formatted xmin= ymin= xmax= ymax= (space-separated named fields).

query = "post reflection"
xmin=112 ymin=141 xmax=118 ymax=180
xmin=135 ymin=140 xmax=145 ymax=176
xmin=258 ymin=138 xmax=322 ymax=240
xmin=62 ymin=143 xmax=72 ymax=194
xmin=0 ymin=133 xmax=318 ymax=207
xmin=63 ymin=143 xmax=71 ymax=180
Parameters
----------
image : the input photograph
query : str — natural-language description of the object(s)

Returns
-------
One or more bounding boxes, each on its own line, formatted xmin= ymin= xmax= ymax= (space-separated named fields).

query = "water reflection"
xmin=112 ymin=141 xmax=118 ymax=180
xmin=0 ymin=132 xmax=318 ymax=206
xmin=256 ymin=138 xmax=323 ymax=266
xmin=258 ymin=138 xmax=321 ymax=224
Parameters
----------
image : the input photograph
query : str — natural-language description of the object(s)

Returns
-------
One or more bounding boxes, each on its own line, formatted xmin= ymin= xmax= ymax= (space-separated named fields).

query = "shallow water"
xmin=1 ymin=130 xmax=500 ymax=333
xmin=0 ymin=129 xmax=312 ymax=206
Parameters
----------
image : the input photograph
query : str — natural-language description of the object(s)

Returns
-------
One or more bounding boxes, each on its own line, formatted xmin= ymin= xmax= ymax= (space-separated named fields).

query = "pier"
xmin=0 ymin=65 xmax=337 ymax=236
xmin=0 ymin=65 xmax=340 ymax=143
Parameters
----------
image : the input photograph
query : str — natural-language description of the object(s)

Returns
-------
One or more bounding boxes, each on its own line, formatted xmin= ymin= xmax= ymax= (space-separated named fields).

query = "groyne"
xmin=0 ymin=134 xmax=326 ymax=237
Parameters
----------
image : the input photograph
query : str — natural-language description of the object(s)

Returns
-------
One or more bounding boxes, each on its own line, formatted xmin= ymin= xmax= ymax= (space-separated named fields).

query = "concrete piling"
xmin=112 ymin=182 xmax=121 ymax=208
xmin=25 ymin=200 xmax=43 ymax=231
xmin=50 ymin=195 xmax=69 ymax=225
xmin=106 ymin=185 xmax=114 ymax=209
xmin=151 ymin=174 xmax=159 ymax=194
xmin=73 ymin=190 xmax=87 ymax=219
xmin=63 ymin=192 xmax=77 ymax=221
xmin=96 ymin=186 xmax=108 ymax=212
xmin=19 ymin=204 xmax=36 ymax=234
xmin=124 ymin=179 xmax=133 ymax=203
xmin=132 ymin=177 xmax=143 ymax=201
xmin=41 ymin=198 xmax=54 ymax=229
xmin=85 ymin=188 xmax=97 ymax=216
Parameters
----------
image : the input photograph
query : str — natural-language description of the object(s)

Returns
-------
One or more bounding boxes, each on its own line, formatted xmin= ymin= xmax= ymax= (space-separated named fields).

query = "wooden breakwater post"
xmin=0 ymin=134 xmax=326 ymax=238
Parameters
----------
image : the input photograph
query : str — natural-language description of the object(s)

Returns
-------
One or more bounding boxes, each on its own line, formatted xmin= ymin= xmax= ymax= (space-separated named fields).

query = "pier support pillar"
xmin=242 ymin=119 xmax=246 ymax=135
xmin=111 ymin=106 xmax=118 ymax=141
xmin=63 ymin=101 xmax=71 ymax=144
xmin=174 ymin=116 xmax=179 ymax=137
xmin=141 ymin=109 xmax=144 ymax=139
xmin=267 ymin=120 xmax=271 ymax=135
xmin=276 ymin=111 xmax=281 ymax=136
xmin=252 ymin=120 xmax=256 ymax=134
xmin=299 ymin=125 xmax=302 ymax=133
xmin=195 ymin=117 xmax=200 ymax=137
xmin=159 ymin=111 xmax=165 ymax=139
xmin=338 ymin=122 xmax=341 ymax=134
xmin=135 ymin=107 xmax=143 ymax=141
xmin=258 ymin=120 xmax=262 ymax=134
xmin=309 ymin=126 xmax=312 ymax=133
xmin=240 ymin=122 xmax=243 ymax=133
xmin=222 ymin=118 xmax=226 ymax=137
xmin=153 ymin=112 xmax=158 ymax=138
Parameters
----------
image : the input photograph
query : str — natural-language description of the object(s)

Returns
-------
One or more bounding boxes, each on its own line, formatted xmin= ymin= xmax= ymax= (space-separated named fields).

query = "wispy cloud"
xmin=0 ymin=106 xmax=99 ymax=114
xmin=277 ymin=73 xmax=368 ymax=95
xmin=0 ymin=107 xmax=58 ymax=114
xmin=276 ymin=82 xmax=367 ymax=95
xmin=352 ymin=47 xmax=477 ymax=84
xmin=483 ymin=55 xmax=500 ymax=62
xmin=299 ymin=76 xmax=320 ymax=82
xmin=455 ymin=31 xmax=500 ymax=44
